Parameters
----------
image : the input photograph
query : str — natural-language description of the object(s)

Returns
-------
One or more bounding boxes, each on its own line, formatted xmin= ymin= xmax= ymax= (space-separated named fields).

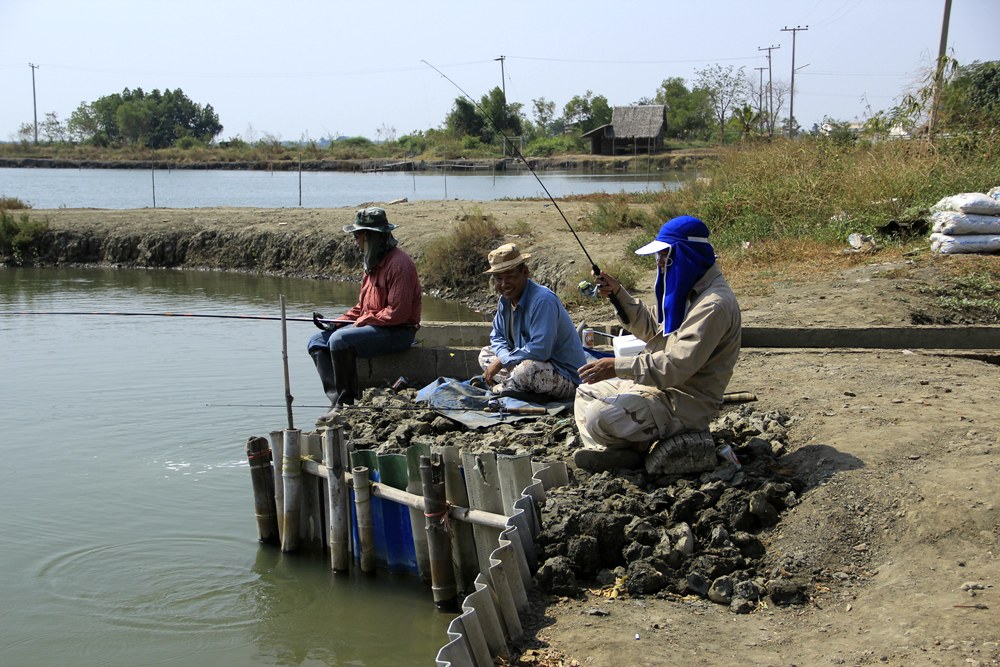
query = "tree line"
xmin=15 ymin=59 xmax=999 ymax=155
xmin=21 ymin=87 xmax=221 ymax=149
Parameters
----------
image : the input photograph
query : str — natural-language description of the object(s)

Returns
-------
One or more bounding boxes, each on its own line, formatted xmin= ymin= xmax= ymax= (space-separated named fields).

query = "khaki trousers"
xmin=574 ymin=379 xmax=683 ymax=453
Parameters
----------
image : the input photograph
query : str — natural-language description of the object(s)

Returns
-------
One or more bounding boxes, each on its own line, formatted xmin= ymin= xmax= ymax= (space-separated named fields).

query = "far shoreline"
xmin=0 ymin=152 xmax=714 ymax=174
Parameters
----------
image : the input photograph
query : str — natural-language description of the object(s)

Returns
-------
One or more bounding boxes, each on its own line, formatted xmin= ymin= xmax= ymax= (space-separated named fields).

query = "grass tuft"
xmin=419 ymin=207 xmax=504 ymax=291
xmin=0 ymin=196 xmax=31 ymax=210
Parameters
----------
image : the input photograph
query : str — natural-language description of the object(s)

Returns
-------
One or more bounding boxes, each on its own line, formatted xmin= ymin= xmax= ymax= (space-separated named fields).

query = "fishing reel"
xmin=578 ymin=279 xmax=600 ymax=298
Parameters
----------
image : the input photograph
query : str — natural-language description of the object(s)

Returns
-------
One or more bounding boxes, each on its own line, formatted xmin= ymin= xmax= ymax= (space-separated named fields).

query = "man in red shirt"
xmin=308 ymin=207 xmax=422 ymax=423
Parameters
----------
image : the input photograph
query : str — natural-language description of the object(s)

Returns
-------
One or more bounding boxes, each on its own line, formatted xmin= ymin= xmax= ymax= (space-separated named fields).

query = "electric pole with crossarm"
xmin=781 ymin=26 xmax=808 ymax=137
xmin=29 ymin=62 xmax=39 ymax=144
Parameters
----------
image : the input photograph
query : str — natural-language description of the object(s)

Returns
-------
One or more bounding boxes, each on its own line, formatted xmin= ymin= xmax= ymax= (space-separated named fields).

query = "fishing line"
xmin=0 ymin=310 xmax=349 ymax=323
xmin=422 ymin=59 xmax=630 ymax=321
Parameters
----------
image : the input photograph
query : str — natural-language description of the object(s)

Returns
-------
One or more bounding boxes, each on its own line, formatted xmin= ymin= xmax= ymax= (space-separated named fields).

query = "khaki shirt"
xmin=612 ymin=264 xmax=741 ymax=431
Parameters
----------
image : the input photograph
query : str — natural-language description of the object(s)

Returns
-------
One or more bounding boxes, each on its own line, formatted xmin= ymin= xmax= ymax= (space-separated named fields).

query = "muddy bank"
xmin=2 ymin=203 xmax=609 ymax=316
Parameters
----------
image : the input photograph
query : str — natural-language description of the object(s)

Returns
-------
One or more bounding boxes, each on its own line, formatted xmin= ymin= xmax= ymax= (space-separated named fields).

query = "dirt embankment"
xmin=0 ymin=151 xmax=714 ymax=174
xmin=8 ymin=202 xmax=1000 ymax=667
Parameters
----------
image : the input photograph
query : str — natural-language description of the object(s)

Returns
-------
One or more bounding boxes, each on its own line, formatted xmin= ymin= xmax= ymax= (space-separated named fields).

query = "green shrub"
xmin=0 ymin=210 xmax=49 ymax=264
xmin=525 ymin=135 xmax=581 ymax=157
xmin=419 ymin=207 xmax=504 ymax=291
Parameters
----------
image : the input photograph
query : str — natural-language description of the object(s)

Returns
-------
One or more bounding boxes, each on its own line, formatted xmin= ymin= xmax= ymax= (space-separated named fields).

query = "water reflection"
xmin=246 ymin=548 xmax=454 ymax=666
xmin=1 ymin=266 xmax=482 ymax=322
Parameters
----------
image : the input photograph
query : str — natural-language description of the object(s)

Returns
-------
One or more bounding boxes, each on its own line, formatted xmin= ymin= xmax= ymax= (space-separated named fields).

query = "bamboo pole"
xmin=323 ymin=427 xmax=350 ymax=572
xmin=301 ymin=432 xmax=323 ymax=548
xmin=280 ymin=428 xmax=302 ymax=552
xmin=406 ymin=444 xmax=433 ymax=584
xmin=420 ymin=454 xmax=457 ymax=611
xmin=438 ymin=446 xmax=479 ymax=593
xmin=246 ymin=436 xmax=279 ymax=545
xmin=302 ymin=458 xmax=510 ymax=531
xmin=352 ymin=466 xmax=376 ymax=573
xmin=270 ymin=430 xmax=285 ymax=542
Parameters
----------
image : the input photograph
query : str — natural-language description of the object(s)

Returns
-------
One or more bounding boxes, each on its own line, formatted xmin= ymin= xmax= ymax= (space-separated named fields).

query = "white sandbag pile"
xmin=929 ymin=187 xmax=1000 ymax=254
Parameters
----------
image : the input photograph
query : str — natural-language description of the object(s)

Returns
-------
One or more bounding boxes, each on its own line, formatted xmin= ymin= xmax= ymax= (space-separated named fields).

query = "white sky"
xmin=0 ymin=0 xmax=994 ymax=143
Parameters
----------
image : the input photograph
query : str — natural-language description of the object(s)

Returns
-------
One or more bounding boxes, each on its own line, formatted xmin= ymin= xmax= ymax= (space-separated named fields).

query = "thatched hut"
xmin=582 ymin=105 xmax=666 ymax=155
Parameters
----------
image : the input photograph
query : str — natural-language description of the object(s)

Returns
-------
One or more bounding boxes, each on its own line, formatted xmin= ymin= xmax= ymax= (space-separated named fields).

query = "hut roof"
xmin=609 ymin=105 xmax=665 ymax=139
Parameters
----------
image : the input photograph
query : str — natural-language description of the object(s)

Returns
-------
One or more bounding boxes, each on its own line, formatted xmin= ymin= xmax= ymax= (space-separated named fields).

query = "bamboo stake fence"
xmin=244 ymin=423 xmax=568 ymax=667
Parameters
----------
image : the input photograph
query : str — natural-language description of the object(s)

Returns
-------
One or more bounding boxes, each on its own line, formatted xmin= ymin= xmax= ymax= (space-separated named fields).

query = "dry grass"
xmin=418 ymin=207 xmax=505 ymax=291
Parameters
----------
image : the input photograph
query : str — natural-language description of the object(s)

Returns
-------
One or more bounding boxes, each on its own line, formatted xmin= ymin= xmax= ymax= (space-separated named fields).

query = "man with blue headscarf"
xmin=573 ymin=215 xmax=741 ymax=472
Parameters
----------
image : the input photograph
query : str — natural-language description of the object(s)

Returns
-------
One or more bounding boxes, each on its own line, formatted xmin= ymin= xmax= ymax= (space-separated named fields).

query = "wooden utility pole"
xmin=781 ymin=26 xmax=808 ymax=137
xmin=758 ymin=45 xmax=780 ymax=137
xmin=29 ymin=63 xmax=39 ymax=144
xmin=754 ymin=66 xmax=767 ymax=132
xmin=494 ymin=55 xmax=506 ymax=103
xmin=494 ymin=55 xmax=507 ymax=155
xmin=928 ymin=0 xmax=953 ymax=136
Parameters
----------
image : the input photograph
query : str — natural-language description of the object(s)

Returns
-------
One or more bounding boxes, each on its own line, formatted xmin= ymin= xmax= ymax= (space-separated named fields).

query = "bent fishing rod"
xmin=421 ymin=59 xmax=630 ymax=322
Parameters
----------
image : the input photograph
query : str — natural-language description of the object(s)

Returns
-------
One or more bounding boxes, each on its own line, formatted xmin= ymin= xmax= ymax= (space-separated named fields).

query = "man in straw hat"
xmin=307 ymin=207 xmax=422 ymax=424
xmin=573 ymin=215 xmax=741 ymax=472
xmin=479 ymin=242 xmax=586 ymax=400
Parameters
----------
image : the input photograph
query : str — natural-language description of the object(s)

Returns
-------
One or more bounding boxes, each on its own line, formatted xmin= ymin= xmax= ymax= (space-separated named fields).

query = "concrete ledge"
xmin=741 ymin=326 xmax=1000 ymax=349
xmin=358 ymin=346 xmax=481 ymax=389
xmin=355 ymin=323 xmax=1000 ymax=389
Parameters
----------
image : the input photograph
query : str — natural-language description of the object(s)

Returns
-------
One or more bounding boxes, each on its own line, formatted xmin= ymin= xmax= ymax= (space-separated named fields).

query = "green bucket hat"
xmin=342 ymin=207 xmax=398 ymax=234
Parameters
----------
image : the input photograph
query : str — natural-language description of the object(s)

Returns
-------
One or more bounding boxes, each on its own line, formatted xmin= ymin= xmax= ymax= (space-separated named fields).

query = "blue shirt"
xmin=490 ymin=279 xmax=586 ymax=384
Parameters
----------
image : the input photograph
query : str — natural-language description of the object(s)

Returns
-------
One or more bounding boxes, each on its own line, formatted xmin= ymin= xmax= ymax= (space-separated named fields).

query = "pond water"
xmin=0 ymin=165 xmax=692 ymax=209
xmin=0 ymin=266 xmax=483 ymax=667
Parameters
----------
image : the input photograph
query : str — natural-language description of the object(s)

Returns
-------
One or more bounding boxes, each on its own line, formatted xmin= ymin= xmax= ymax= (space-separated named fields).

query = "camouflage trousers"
xmin=574 ymin=379 xmax=683 ymax=453
xmin=478 ymin=346 xmax=577 ymax=399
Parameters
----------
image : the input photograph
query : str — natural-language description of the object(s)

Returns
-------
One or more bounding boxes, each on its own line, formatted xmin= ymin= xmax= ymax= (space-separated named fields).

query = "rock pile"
xmin=337 ymin=390 xmax=810 ymax=613
xmin=535 ymin=405 xmax=809 ymax=612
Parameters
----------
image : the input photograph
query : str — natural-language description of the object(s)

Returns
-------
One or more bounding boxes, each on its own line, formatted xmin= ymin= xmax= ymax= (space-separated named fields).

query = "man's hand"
xmin=484 ymin=357 xmax=504 ymax=384
xmin=578 ymin=357 xmax=617 ymax=384
xmin=313 ymin=312 xmax=349 ymax=331
xmin=593 ymin=270 xmax=622 ymax=300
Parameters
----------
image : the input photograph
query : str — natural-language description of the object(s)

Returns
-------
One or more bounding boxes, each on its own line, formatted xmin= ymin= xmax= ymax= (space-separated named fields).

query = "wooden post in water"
xmin=280 ymin=428 xmax=303 ymax=552
xmin=246 ymin=436 xmax=279 ymax=545
xmin=420 ymin=454 xmax=457 ymax=611
xmin=352 ymin=466 xmax=376 ymax=573
xmin=323 ymin=426 xmax=350 ymax=572
xmin=270 ymin=429 xmax=285 ymax=541
xmin=279 ymin=295 xmax=294 ymax=430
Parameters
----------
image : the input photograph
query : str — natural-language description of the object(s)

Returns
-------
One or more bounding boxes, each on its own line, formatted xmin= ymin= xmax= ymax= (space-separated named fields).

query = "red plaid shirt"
xmin=342 ymin=247 xmax=422 ymax=327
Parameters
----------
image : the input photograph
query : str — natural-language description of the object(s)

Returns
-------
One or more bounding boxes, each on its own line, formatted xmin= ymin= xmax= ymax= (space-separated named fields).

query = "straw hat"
xmin=484 ymin=243 xmax=531 ymax=274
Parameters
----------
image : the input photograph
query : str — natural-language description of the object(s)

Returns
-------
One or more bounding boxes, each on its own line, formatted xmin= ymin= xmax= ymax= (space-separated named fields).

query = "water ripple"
xmin=35 ymin=535 xmax=259 ymax=634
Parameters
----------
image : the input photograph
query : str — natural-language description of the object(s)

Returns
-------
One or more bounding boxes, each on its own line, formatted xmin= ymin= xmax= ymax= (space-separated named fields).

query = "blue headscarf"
xmin=650 ymin=216 xmax=716 ymax=336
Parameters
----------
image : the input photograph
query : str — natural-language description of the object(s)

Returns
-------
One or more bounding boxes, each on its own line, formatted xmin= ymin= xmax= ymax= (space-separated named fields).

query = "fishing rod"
xmin=209 ymin=391 xmax=756 ymax=410
xmin=421 ymin=59 xmax=630 ymax=322
xmin=207 ymin=402 xmax=549 ymax=415
xmin=1 ymin=310 xmax=352 ymax=325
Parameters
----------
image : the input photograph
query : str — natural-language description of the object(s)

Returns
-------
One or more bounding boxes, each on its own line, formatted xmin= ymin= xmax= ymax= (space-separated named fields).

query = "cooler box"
xmin=613 ymin=334 xmax=646 ymax=357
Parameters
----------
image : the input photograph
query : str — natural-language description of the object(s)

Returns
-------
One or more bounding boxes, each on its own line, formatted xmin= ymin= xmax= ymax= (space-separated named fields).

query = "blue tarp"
xmin=415 ymin=377 xmax=572 ymax=429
